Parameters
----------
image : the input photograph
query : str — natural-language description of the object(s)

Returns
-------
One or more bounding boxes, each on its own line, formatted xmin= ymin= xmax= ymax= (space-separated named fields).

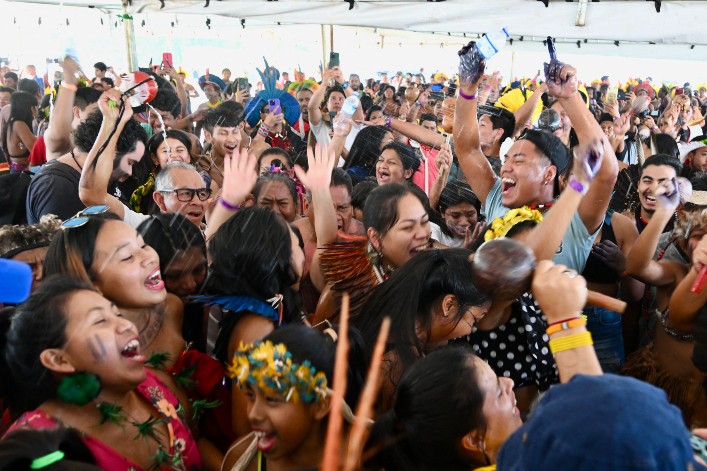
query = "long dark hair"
xmin=363 ymin=183 xmax=424 ymax=236
xmin=1 ymin=91 xmax=37 ymax=155
xmin=367 ymin=346 xmax=487 ymax=471
xmin=344 ymin=125 xmax=391 ymax=171
xmin=137 ymin=213 xmax=206 ymax=279
xmin=43 ymin=213 xmax=123 ymax=284
xmin=437 ymin=180 xmax=482 ymax=238
xmin=1 ymin=276 xmax=94 ymax=413
xmin=379 ymin=141 xmax=420 ymax=178
xmin=356 ymin=249 xmax=488 ymax=380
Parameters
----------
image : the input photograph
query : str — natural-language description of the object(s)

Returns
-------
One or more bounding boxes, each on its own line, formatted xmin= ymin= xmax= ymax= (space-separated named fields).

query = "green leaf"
xmin=190 ymin=399 xmax=221 ymax=422
xmin=96 ymin=402 xmax=126 ymax=426
xmin=145 ymin=351 xmax=171 ymax=370
xmin=132 ymin=415 xmax=163 ymax=442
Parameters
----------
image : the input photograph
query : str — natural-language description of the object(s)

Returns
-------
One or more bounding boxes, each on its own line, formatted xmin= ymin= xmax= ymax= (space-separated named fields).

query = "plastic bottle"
xmin=334 ymin=95 xmax=360 ymax=132
xmin=475 ymin=28 xmax=510 ymax=60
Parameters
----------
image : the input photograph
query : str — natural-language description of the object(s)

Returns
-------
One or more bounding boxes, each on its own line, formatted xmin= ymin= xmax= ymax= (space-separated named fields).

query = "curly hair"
xmin=0 ymin=215 xmax=62 ymax=259
xmin=673 ymin=207 xmax=707 ymax=255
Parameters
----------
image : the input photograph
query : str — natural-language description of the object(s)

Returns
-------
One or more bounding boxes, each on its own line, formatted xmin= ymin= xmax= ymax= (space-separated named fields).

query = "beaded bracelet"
xmin=459 ymin=90 xmax=477 ymax=101
xmin=549 ymin=331 xmax=593 ymax=355
xmin=385 ymin=116 xmax=392 ymax=129
xmin=546 ymin=317 xmax=586 ymax=336
xmin=220 ymin=198 xmax=241 ymax=211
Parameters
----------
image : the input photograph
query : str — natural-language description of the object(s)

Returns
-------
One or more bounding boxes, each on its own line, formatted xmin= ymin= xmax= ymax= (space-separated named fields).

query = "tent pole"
xmin=321 ymin=24 xmax=327 ymax=69
xmin=122 ymin=0 xmax=138 ymax=71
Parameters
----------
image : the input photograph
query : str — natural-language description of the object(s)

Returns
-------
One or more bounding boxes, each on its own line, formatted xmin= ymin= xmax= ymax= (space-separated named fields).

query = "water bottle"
xmin=459 ymin=28 xmax=509 ymax=85
xmin=334 ymin=95 xmax=359 ymax=133
xmin=475 ymin=28 xmax=510 ymax=60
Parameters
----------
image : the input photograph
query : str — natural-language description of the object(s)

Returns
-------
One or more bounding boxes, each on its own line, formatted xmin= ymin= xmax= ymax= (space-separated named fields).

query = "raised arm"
xmin=163 ymin=67 xmax=189 ymax=118
xmin=307 ymin=69 xmax=334 ymax=127
xmin=204 ymin=147 xmax=258 ymax=243
xmin=453 ymin=43 xmax=497 ymax=205
xmin=78 ymin=90 xmax=133 ymax=218
xmin=44 ymin=57 xmax=80 ymax=160
xmin=625 ymin=179 xmax=681 ymax=286
xmin=532 ymin=260 xmax=602 ymax=382
xmin=546 ymin=61 xmax=618 ymax=234
xmin=667 ymin=234 xmax=707 ymax=333
xmin=295 ymin=144 xmax=338 ymax=293
xmin=511 ymin=83 xmax=547 ymax=138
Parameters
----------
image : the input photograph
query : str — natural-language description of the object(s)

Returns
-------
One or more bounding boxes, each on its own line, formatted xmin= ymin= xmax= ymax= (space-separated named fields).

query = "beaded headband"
xmin=484 ymin=206 xmax=544 ymax=241
xmin=228 ymin=340 xmax=328 ymax=404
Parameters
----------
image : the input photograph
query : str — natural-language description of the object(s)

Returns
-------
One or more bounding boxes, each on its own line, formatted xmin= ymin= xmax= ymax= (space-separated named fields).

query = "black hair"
xmin=344 ymin=125 xmax=391 ymax=172
xmin=438 ymin=180 xmax=481 ymax=214
xmin=43 ymin=213 xmax=122 ymax=284
xmin=363 ymin=183 xmax=424 ymax=235
xmin=17 ymin=79 xmax=39 ymax=97
xmin=379 ymin=141 xmax=420 ymax=177
xmin=0 ymin=426 xmax=100 ymax=470
xmin=367 ymin=346 xmax=487 ymax=471
xmin=325 ymin=86 xmax=346 ymax=105
xmin=1 ymin=276 xmax=94 ymax=413
xmin=263 ymin=324 xmax=367 ymax=410
xmin=359 ymin=94 xmax=374 ymax=114
xmin=3 ymin=72 xmax=18 ymax=83
xmin=0 ymin=86 xmax=14 ymax=94
xmin=641 ymin=153 xmax=682 ymax=177
xmin=419 ymin=112 xmax=438 ymax=125
xmin=146 ymin=129 xmax=194 ymax=168
xmin=137 ymin=213 xmax=206 ymax=277
xmin=258 ymin=148 xmax=293 ymax=171
xmin=203 ymin=101 xmax=244 ymax=133
xmin=1 ymin=91 xmax=36 ymax=156
xmin=206 ymin=207 xmax=303 ymax=362
xmin=331 ymin=167 xmax=353 ymax=196
xmin=486 ymin=107 xmax=516 ymax=141
xmin=351 ymin=180 xmax=378 ymax=214
xmin=253 ymin=172 xmax=299 ymax=209
xmin=150 ymin=89 xmax=181 ymax=118
xmin=357 ymin=249 xmax=488 ymax=381
xmin=365 ymin=105 xmax=383 ymax=121
xmin=649 ymin=133 xmax=680 ymax=161
xmin=73 ymin=108 xmax=148 ymax=159
xmin=73 ymin=87 xmax=102 ymax=112
xmin=93 ymin=62 xmax=107 ymax=72
xmin=100 ymin=77 xmax=114 ymax=88
xmin=598 ymin=112 xmax=615 ymax=124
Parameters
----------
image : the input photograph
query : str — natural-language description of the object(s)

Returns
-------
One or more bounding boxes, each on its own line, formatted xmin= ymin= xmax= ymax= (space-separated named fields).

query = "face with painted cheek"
xmin=152 ymin=137 xmax=191 ymax=169
xmin=443 ymin=203 xmax=479 ymax=239
xmin=91 ymin=220 xmax=167 ymax=309
xmin=54 ymin=289 xmax=147 ymax=389
xmin=203 ymin=84 xmax=220 ymax=101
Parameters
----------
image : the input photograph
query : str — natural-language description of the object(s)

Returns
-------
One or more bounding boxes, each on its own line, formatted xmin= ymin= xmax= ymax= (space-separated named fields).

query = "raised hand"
xmin=98 ymin=89 xmax=133 ymax=123
xmin=294 ymin=144 xmax=337 ymax=192
xmin=592 ymin=240 xmax=626 ymax=274
xmin=457 ymin=41 xmax=486 ymax=87
xmin=60 ymin=55 xmax=81 ymax=84
xmin=654 ymin=177 xmax=681 ymax=212
xmin=332 ymin=113 xmax=352 ymax=138
xmin=532 ymin=260 xmax=587 ymax=322
xmin=571 ymin=138 xmax=603 ymax=189
xmin=545 ymin=60 xmax=578 ymax=99
xmin=463 ymin=221 xmax=487 ymax=249
xmin=221 ymin=147 xmax=257 ymax=207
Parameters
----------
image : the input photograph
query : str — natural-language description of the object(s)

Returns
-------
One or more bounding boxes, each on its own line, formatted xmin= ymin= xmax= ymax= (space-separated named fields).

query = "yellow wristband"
xmin=546 ymin=317 xmax=587 ymax=336
xmin=549 ymin=331 xmax=593 ymax=355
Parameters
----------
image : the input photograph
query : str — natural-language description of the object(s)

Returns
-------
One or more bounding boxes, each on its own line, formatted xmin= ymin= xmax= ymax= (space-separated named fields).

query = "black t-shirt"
xmin=26 ymin=160 xmax=83 ymax=223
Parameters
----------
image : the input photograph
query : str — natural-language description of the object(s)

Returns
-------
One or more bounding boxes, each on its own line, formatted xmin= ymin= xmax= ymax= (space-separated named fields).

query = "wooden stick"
xmin=344 ymin=317 xmax=391 ymax=471
xmin=586 ymin=290 xmax=627 ymax=314
xmin=321 ymin=293 xmax=350 ymax=471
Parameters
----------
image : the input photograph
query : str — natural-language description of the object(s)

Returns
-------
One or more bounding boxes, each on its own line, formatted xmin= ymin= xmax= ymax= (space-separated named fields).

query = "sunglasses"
xmin=61 ymin=205 xmax=110 ymax=229
xmin=160 ymin=188 xmax=211 ymax=202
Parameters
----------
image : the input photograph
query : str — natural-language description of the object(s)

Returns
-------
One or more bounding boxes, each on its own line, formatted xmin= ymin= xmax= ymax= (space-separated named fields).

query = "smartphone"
xmin=547 ymin=36 xmax=556 ymax=61
xmin=162 ymin=53 xmax=173 ymax=69
xmin=328 ymin=52 xmax=340 ymax=69
xmin=268 ymin=98 xmax=281 ymax=114
xmin=237 ymin=77 xmax=249 ymax=90
xmin=430 ymin=84 xmax=443 ymax=92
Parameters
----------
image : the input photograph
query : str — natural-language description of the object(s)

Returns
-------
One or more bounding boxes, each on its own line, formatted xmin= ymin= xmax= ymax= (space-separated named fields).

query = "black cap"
xmin=93 ymin=62 xmax=107 ymax=71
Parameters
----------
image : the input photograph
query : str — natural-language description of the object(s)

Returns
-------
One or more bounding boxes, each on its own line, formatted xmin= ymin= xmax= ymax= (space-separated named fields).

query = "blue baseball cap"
xmin=497 ymin=374 xmax=704 ymax=471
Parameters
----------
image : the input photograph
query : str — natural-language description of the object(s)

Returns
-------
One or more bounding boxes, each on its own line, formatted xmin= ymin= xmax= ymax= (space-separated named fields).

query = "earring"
xmin=443 ymin=310 xmax=449 ymax=317
xmin=56 ymin=372 xmax=102 ymax=406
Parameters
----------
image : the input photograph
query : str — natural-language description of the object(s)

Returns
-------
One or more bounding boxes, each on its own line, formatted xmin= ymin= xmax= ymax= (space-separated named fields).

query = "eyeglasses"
xmin=160 ymin=188 xmax=212 ymax=202
xmin=61 ymin=205 xmax=110 ymax=229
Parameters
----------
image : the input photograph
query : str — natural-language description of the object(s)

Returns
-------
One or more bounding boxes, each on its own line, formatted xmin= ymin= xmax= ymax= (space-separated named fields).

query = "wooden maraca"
xmin=471 ymin=238 xmax=627 ymax=313
xmin=404 ymin=84 xmax=420 ymax=105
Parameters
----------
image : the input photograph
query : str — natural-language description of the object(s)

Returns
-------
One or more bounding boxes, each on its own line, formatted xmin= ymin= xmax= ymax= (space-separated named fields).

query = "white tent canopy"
xmin=7 ymin=0 xmax=707 ymax=48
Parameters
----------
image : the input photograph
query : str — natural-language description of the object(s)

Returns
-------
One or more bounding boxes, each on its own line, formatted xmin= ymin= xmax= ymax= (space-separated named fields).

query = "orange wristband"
xmin=546 ymin=317 xmax=587 ymax=336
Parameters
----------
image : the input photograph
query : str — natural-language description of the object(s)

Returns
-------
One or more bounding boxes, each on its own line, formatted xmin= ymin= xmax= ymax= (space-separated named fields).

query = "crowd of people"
xmin=1 ymin=39 xmax=707 ymax=470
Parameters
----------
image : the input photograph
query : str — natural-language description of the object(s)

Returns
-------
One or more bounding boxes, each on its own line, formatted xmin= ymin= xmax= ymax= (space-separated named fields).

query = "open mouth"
xmin=186 ymin=210 xmax=204 ymax=221
xmin=254 ymin=431 xmax=276 ymax=453
xmin=410 ymin=244 xmax=429 ymax=257
xmin=121 ymin=338 xmax=144 ymax=362
xmin=377 ymin=169 xmax=391 ymax=183
xmin=144 ymin=268 xmax=165 ymax=291
xmin=644 ymin=194 xmax=656 ymax=205
xmin=224 ymin=144 xmax=237 ymax=154
xmin=501 ymin=177 xmax=517 ymax=195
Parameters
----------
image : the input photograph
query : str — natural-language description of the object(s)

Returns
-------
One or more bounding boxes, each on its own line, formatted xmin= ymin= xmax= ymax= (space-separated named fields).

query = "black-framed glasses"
xmin=160 ymin=188 xmax=211 ymax=202
xmin=61 ymin=205 xmax=110 ymax=229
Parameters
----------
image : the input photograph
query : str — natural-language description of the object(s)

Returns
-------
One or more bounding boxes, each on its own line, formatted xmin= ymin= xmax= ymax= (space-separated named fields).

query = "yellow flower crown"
xmin=484 ymin=206 xmax=544 ymax=241
xmin=227 ymin=340 xmax=328 ymax=404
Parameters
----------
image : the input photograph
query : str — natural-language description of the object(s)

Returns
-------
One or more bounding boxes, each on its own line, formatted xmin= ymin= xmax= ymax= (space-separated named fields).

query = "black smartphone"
xmin=547 ymin=36 xmax=557 ymax=61
xmin=236 ymin=77 xmax=249 ymax=90
xmin=328 ymin=52 xmax=340 ymax=69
